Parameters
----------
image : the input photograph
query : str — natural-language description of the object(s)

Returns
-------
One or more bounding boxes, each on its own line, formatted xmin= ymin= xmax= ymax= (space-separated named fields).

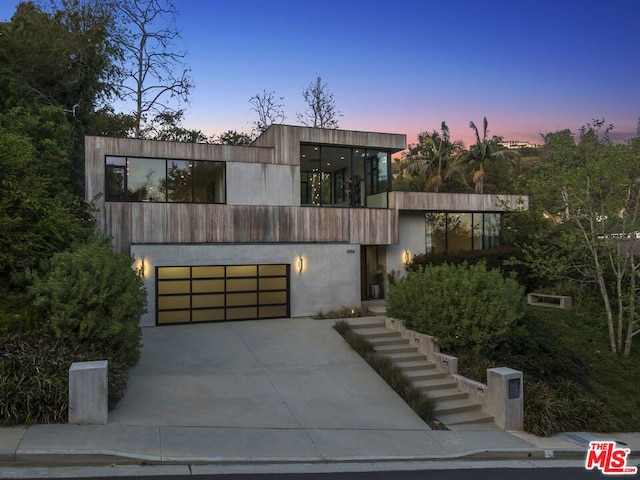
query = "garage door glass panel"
xmin=259 ymin=305 xmax=287 ymax=318
xmin=259 ymin=277 xmax=287 ymax=291
xmin=158 ymin=266 xmax=190 ymax=279
xmin=192 ymin=309 xmax=225 ymax=322
xmin=158 ymin=310 xmax=190 ymax=324
xmin=227 ymin=278 xmax=257 ymax=291
xmin=192 ymin=279 xmax=224 ymax=293
xmin=192 ymin=294 xmax=224 ymax=308
xmin=192 ymin=266 xmax=224 ymax=278
xmin=227 ymin=265 xmax=256 ymax=277
xmin=227 ymin=307 xmax=258 ymax=320
xmin=227 ymin=292 xmax=257 ymax=306
xmin=158 ymin=280 xmax=191 ymax=294
xmin=259 ymin=265 xmax=286 ymax=276
xmin=259 ymin=291 xmax=286 ymax=305
xmin=157 ymin=295 xmax=191 ymax=310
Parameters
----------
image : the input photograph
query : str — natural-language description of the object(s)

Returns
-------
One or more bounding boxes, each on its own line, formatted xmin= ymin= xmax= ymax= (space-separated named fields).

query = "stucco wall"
xmin=386 ymin=211 xmax=427 ymax=286
xmin=131 ymin=243 xmax=361 ymax=326
xmin=226 ymin=163 xmax=299 ymax=206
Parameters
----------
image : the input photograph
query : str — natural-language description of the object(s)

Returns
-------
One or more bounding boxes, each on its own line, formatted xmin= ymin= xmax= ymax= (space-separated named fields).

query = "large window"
xmin=425 ymin=212 xmax=502 ymax=253
xmin=300 ymin=145 xmax=390 ymax=208
xmin=105 ymin=156 xmax=225 ymax=203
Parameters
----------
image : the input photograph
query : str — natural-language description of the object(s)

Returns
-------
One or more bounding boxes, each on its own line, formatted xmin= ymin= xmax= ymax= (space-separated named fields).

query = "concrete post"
xmin=68 ymin=360 xmax=108 ymax=425
xmin=483 ymin=367 xmax=523 ymax=431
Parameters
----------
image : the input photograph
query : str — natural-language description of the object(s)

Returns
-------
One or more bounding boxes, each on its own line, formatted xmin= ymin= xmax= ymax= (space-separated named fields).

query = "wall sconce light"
xmin=403 ymin=250 xmax=410 ymax=265
xmin=297 ymin=256 xmax=304 ymax=273
xmin=140 ymin=259 xmax=145 ymax=276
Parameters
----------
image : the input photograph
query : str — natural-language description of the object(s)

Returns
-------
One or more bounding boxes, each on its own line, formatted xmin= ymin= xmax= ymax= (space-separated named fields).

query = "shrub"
xmin=387 ymin=262 xmax=525 ymax=355
xmin=30 ymin=237 xmax=146 ymax=367
xmin=524 ymin=379 xmax=617 ymax=436
xmin=313 ymin=306 xmax=373 ymax=319
xmin=0 ymin=329 xmax=130 ymax=425
xmin=409 ymin=245 xmax=535 ymax=292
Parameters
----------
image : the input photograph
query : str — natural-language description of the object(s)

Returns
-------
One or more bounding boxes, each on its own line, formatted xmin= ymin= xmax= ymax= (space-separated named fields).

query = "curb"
xmin=1 ymin=447 xmax=591 ymax=467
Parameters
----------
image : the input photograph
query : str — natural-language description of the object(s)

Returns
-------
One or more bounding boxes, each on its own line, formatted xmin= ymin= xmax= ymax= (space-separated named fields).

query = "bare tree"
xmin=297 ymin=76 xmax=341 ymax=129
xmin=114 ymin=0 xmax=193 ymax=138
xmin=248 ymin=90 xmax=285 ymax=135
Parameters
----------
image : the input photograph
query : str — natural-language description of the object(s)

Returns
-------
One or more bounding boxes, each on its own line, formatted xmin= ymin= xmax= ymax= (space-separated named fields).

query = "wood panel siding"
xmin=251 ymin=124 xmax=406 ymax=167
xmin=104 ymin=203 xmax=396 ymax=253
xmin=349 ymin=208 xmax=398 ymax=245
xmin=388 ymin=191 xmax=529 ymax=212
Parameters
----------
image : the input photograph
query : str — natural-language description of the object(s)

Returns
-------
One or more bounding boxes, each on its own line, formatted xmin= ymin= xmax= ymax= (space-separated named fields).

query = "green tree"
xmin=217 ymin=130 xmax=253 ymax=145
xmin=398 ymin=121 xmax=465 ymax=192
xmin=522 ymin=120 xmax=640 ymax=355
xmin=147 ymin=110 xmax=209 ymax=142
xmin=0 ymin=106 xmax=95 ymax=291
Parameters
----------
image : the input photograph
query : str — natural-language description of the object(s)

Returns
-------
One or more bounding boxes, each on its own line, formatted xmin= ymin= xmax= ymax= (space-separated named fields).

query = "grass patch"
xmin=314 ymin=306 xmax=373 ymax=319
xmin=333 ymin=320 xmax=437 ymax=427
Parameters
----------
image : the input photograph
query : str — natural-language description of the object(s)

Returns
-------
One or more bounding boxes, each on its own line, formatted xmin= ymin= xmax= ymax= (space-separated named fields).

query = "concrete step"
xmin=436 ymin=409 xmax=494 ymax=426
xmin=384 ymin=352 xmax=426 ymax=362
xmin=426 ymin=387 xmax=468 ymax=402
xmin=413 ymin=377 xmax=458 ymax=392
xmin=405 ymin=369 xmax=447 ymax=382
xmin=374 ymin=344 xmax=419 ymax=355
xmin=347 ymin=318 xmax=386 ymax=329
xmin=434 ymin=398 xmax=483 ymax=416
xmin=354 ymin=327 xmax=397 ymax=339
xmin=367 ymin=336 xmax=407 ymax=347
xmin=395 ymin=360 xmax=437 ymax=372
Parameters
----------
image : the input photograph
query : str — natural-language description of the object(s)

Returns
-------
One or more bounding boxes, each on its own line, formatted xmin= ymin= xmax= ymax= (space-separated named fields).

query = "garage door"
xmin=156 ymin=264 xmax=289 ymax=325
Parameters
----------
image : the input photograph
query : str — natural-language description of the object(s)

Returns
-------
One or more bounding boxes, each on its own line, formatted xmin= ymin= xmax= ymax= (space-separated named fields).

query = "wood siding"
xmin=388 ymin=191 xmax=528 ymax=212
xmin=251 ymin=124 xmax=406 ymax=167
xmin=104 ymin=203 xmax=398 ymax=253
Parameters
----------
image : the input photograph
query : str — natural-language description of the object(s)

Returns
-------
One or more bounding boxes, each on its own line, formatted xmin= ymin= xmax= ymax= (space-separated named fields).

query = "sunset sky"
xmin=2 ymin=0 xmax=639 ymax=147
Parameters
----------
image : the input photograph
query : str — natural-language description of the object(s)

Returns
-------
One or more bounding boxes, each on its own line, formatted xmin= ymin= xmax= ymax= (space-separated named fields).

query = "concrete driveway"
xmin=109 ymin=317 xmax=429 ymax=431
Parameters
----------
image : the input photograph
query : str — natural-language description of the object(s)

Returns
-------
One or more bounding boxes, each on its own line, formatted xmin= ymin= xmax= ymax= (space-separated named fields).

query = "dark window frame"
xmin=104 ymin=155 xmax=227 ymax=204
xmin=300 ymin=144 xmax=392 ymax=209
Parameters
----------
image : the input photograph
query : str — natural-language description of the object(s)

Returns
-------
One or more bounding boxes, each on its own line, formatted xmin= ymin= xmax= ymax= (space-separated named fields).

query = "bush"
xmin=409 ymin=246 xmax=536 ymax=292
xmin=0 ymin=329 xmax=130 ymax=425
xmin=524 ymin=379 xmax=617 ymax=436
xmin=30 ymin=237 xmax=146 ymax=367
xmin=387 ymin=262 xmax=525 ymax=355
xmin=313 ymin=306 xmax=373 ymax=319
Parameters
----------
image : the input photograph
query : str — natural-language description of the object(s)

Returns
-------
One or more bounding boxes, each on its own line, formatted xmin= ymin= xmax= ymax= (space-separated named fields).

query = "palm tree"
xmin=400 ymin=121 xmax=465 ymax=192
xmin=464 ymin=117 xmax=517 ymax=193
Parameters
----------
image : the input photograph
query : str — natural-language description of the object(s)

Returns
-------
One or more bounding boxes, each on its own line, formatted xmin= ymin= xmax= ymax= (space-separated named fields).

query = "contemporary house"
xmin=85 ymin=124 xmax=527 ymax=327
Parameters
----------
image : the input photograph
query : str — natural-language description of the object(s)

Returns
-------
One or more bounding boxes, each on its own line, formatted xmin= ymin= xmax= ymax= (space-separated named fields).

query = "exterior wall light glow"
xmin=403 ymin=250 xmax=410 ymax=265
xmin=139 ymin=259 xmax=146 ymax=276
xmin=297 ymin=256 xmax=304 ymax=273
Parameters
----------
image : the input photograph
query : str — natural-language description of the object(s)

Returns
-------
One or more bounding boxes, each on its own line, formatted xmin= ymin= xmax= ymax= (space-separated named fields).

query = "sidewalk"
xmin=1 ymin=315 xmax=638 ymax=468
xmin=4 ymin=424 xmax=622 ymax=465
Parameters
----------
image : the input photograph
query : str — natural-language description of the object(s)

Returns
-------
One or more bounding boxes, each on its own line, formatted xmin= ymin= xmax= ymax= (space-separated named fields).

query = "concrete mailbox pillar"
xmin=68 ymin=360 xmax=108 ymax=425
xmin=484 ymin=367 xmax=523 ymax=431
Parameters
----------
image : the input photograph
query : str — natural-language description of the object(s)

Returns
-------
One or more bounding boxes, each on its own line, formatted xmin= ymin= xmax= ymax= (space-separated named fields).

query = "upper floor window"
xmin=300 ymin=145 xmax=390 ymax=208
xmin=105 ymin=156 xmax=226 ymax=203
